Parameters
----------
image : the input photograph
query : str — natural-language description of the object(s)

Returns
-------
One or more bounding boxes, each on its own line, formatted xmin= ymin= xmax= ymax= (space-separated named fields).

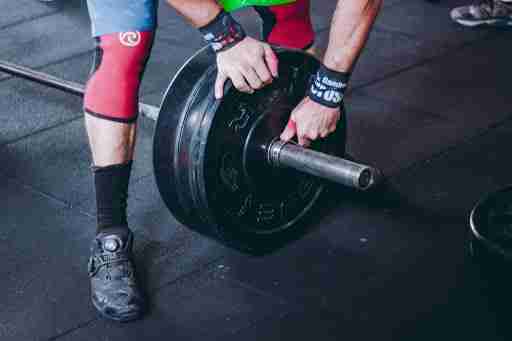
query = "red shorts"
xmin=255 ymin=0 xmax=315 ymax=50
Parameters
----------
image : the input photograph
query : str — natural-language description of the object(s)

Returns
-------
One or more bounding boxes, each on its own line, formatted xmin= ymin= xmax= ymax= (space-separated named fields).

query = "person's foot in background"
xmin=451 ymin=0 xmax=512 ymax=27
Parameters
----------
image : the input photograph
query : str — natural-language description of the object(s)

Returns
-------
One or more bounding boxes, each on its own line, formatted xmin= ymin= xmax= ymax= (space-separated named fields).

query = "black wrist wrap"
xmin=307 ymin=64 xmax=350 ymax=108
xmin=199 ymin=10 xmax=246 ymax=52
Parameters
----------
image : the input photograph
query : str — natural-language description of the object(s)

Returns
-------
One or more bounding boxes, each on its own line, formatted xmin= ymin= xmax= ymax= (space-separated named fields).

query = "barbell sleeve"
xmin=0 ymin=59 xmax=160 ymax=121
xmin=268 ymin=140 xmax=381 ymax=191
xmin=0 ymin=59 xmax=85 ymax=95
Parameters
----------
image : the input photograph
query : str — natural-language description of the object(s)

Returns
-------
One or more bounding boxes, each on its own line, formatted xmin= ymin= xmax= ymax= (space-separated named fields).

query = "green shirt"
xmin=220 ymin=0 xmax=296 ymax=12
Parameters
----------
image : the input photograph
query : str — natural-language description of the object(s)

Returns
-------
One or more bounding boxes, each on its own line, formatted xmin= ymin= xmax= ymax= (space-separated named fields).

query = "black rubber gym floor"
xmin=1 ymin=0 xmax=511 ymax=340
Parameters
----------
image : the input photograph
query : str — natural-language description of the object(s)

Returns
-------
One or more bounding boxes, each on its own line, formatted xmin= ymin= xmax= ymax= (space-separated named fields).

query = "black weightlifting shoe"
xmin=88 ymin=227 xmax=145 ymax=322
xmin=450 ymin=0 xmax=512 ymax=27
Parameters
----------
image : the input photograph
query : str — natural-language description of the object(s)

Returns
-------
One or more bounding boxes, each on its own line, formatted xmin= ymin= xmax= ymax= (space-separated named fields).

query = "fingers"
xmin=280 ymin=119 xmax=296 ymax=142
xmin=253 ymin=59 xmax=273 ymax=86
xmin=243 ymin=67 xmax=264 ymax=90
xmin=216 ymin=39 xmax=277 ymax=96
xmin=289 ymin=116 xmax=312 ymax=146
xmin=281 ymin=119 xmax=333 ymax=146
xmin=297 ymin=135 xmax=311 ymax=148
xmin=239 ymin=45 xmax=274 ymax=91
xmin=281 ymin=119 xmax=313 ymax=147
xmin=296 ymin=122 xmax=326 ymax=147
xmin=230 ymin=70 xmax=252 ymax=94
xmin=328 ymin=122 xmax=337 ymax=134
xmin=215 ymin=72 xmax=228 ymax=99
xmin=320 ymin=125 xmax=336 ymax=138
xmin=280 ymin=98 xmax=341 ymax=146
xmin=298 ymin=127 xmax=324 ymax=147
xmin=263 ymin=45 xmax=279 ymax=78
xmin=305 ymin=130 xmax=319 ymax=141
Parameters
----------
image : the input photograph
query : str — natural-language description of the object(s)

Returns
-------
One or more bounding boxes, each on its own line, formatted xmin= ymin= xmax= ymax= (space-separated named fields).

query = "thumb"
xmin=280 ymin=118 xmax=296 ymax=141
xmin=215 ymin=72 xmax=228 ymax=99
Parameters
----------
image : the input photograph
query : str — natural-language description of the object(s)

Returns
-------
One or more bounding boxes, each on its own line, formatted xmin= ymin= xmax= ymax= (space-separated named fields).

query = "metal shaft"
xmin=268 ymin=140 xmax=381 ymax=190
xmin=0 ymin=60 xmax=160 ymax=121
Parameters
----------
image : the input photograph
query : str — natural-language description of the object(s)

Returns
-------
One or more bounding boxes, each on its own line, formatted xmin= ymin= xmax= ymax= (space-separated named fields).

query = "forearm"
xmin=323 ymin=0 xmax=382 ymax=72
xmin=166 ymin=0 xmax=222 ymax=27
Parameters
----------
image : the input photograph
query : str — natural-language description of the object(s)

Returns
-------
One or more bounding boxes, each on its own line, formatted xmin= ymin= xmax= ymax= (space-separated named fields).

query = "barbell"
xmin=0 ymin=59 xmax=160 ymax=121
xmin=0 ymin=46 xmax=382 ymax=252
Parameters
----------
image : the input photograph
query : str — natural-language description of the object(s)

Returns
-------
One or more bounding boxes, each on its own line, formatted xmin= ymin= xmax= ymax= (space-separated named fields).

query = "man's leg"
xmin=451 ymin=0 xmax=512 ymax=27
xmin=254 ymin=0 xmax=316 ymax=53
xmin=84 ymin=0 xmax=156 ymax=322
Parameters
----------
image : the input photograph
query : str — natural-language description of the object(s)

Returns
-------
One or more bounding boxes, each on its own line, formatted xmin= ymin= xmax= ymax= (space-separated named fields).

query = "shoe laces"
xmin=476 ymin=0 xmax=512 ymax=15
xmin=475 ymin=0 xmax=495 ymax=14
xmin=88 ymin=249 xmax=133 ymax=280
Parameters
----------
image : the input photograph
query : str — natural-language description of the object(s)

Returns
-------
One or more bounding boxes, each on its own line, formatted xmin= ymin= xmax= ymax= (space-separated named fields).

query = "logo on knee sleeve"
xmin=119 ymin=31 xmax=141 ymax=47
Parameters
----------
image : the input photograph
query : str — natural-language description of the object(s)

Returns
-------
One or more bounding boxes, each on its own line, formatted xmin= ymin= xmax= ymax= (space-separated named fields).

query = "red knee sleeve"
xmin=260 ymin=0 xmax=314 ymax=49
xmin=84 ymin=31 xmax=154 ymax=123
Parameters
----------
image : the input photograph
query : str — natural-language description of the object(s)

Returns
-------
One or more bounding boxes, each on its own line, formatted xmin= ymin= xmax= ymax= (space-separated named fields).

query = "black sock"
xmin=92 ymin=161 xmax=132 ymax=234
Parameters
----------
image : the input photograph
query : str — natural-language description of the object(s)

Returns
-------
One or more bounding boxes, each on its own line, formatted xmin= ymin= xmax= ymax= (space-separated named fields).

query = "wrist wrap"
xmin=199 ymin=10 xmax=246 ymax=52
xmin=307 ymin=64 xmax=350 ymax=108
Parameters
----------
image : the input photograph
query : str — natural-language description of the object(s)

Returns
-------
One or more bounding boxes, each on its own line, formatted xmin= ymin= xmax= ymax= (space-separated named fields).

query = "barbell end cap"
xmin=357 ymin=167 xmax=384 ymax=191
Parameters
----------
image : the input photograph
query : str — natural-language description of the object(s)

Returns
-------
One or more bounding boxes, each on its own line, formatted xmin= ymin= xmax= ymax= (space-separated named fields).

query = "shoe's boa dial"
xmin=307 ymin=64 xmax=350 ymax=108
xmin=199 ymin=10 xmax=247 ymax=52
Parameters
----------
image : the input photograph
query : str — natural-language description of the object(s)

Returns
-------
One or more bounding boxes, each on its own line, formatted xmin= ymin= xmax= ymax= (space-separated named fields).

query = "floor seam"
xmin=0 ymin=10 xmax=61 ymax=31
xmin=5 ymin=176 xmax=74 ymax=209
xmin=372 ymin=24 xmax=420 ymax=41
xmin=46 ymin=317 xmax=98 ymax=341
xmin=1 ymin=115 xmax=83 ymax=147
xmin=150 ymin=255 xmax=227 ymax=293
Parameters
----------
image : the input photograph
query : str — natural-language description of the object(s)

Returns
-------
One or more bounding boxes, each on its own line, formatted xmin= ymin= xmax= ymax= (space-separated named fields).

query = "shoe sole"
xmin=454 ymin=18 xmax=512 ymax=27
xmin=92 ymin=298 xmax=143 ymax=323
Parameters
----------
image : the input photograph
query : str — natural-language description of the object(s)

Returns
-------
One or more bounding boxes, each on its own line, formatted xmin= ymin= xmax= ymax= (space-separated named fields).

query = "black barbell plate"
xmin=154 ymin=47 xmax=347 ymax=252
xmin=153 ymin=47 xmax=216 ymax=231
xmin=470 ymin=186 xmax=512 ymax=262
